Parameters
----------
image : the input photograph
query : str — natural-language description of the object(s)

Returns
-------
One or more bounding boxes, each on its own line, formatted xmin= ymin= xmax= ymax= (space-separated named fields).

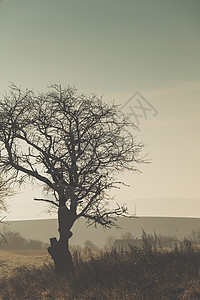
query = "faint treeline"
xmin=0 ymin=229 xmax=48 ymax=250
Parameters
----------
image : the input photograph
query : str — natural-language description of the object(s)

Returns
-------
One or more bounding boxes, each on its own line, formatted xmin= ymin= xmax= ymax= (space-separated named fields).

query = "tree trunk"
xmin=48 ymin=205 xmax=75 ymax=275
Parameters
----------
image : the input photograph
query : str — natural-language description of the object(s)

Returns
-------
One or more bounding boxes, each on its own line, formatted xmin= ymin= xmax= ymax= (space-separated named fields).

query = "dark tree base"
xmin=48 ymin=237 xmax=74 ymax=275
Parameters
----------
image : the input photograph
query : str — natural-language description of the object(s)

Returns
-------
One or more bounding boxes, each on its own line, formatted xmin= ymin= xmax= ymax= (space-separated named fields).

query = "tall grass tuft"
xmin=1 ymin=233 xmax=200 ymax=299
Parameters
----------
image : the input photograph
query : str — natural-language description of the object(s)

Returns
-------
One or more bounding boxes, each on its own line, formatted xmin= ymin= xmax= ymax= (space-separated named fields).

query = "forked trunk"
xmin=48 ymin=205 xmax=75 ymax=275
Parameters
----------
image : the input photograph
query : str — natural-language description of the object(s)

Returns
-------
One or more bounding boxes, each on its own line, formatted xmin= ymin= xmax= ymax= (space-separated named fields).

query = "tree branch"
xmin=34 ymin=198 xmax=59 ymax=207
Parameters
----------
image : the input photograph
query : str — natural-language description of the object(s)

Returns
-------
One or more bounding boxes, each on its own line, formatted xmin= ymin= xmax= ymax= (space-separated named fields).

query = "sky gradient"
xmin=0 ymin=0 xmax=200 ymax=220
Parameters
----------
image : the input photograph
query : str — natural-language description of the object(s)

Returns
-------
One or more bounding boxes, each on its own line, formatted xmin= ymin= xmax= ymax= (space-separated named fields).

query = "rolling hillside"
xmin=1 ymin=216 xmax=200 ymax=248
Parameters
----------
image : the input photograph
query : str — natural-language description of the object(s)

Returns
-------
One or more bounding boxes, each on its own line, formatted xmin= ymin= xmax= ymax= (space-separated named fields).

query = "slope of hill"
xmin=1 ymin=216 xmax=200 ymax=248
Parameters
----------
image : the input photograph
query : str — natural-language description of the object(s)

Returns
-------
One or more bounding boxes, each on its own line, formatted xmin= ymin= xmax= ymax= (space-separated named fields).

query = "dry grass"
xmin=0 ymin=249 xmax=50 ymax=279
xmin=0 ymin=239 xmax=200 ymax=299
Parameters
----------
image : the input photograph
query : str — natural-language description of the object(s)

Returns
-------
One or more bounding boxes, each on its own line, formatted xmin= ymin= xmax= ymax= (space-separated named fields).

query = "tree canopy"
xmin=0 ymin=84 xmax=145 ymax=227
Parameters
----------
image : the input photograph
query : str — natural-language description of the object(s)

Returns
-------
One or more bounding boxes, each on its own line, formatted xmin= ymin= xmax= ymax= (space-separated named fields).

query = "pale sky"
xmin=0 ymin=0 xmax=200 ymax=220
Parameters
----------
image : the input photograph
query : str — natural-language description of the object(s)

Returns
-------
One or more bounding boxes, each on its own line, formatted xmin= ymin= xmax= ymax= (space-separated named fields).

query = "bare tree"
xmin=84 ymin=239 xmax=98 ymax=251
xmin=121 ymin=232 xmax=135 ymax=240
xmin=0 ymin=176 xmax=14 ymax=216
xmin=0 ymin=178 xmax=8 ymax=213
xmin=105 ymin=235 xmax=116 ymax=250
xmin=0 ymin=84 xmax=145 ymax=274
xmin=0 ymin=177 xmax=13 ymax=245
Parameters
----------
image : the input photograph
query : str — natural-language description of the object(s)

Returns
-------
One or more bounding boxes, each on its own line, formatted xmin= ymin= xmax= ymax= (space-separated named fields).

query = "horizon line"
xmin=4 ymin=215 xmax=200 ymax=222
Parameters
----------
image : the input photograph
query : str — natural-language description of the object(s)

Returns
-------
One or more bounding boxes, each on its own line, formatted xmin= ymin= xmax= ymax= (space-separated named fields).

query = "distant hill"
xmin=1 ymin=216 xmax=200 ymax=248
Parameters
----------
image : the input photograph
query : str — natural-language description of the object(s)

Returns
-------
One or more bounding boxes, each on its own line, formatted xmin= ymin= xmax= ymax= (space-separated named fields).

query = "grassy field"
xmin=0 ymin=249 xmax=51 ymax=279
xmin=0 ymin=240 xmax=200 ymax=299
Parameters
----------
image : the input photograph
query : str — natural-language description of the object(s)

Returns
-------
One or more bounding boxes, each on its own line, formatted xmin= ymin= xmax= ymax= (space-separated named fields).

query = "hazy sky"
xmin=0 ymin=0 xmax=200 ymax=220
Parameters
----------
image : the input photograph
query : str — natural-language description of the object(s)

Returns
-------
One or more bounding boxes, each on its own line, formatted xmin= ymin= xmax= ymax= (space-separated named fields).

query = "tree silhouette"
xmin=0 ymin=176 xmax=14 ymax=215
xmin=121 ymin=232 xmax=135 ymax=240
xmin=0 ymin=84 xmax=145 ymax=274
xmin=0 ymin=177 xmax=14 ymax=245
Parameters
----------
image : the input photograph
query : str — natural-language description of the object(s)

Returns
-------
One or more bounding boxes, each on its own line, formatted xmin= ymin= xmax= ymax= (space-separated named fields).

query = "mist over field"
xmin=1 ymin=215 xmax=200 ymax=248
xmin=0 ymin=0 xmax=199 ymax=298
